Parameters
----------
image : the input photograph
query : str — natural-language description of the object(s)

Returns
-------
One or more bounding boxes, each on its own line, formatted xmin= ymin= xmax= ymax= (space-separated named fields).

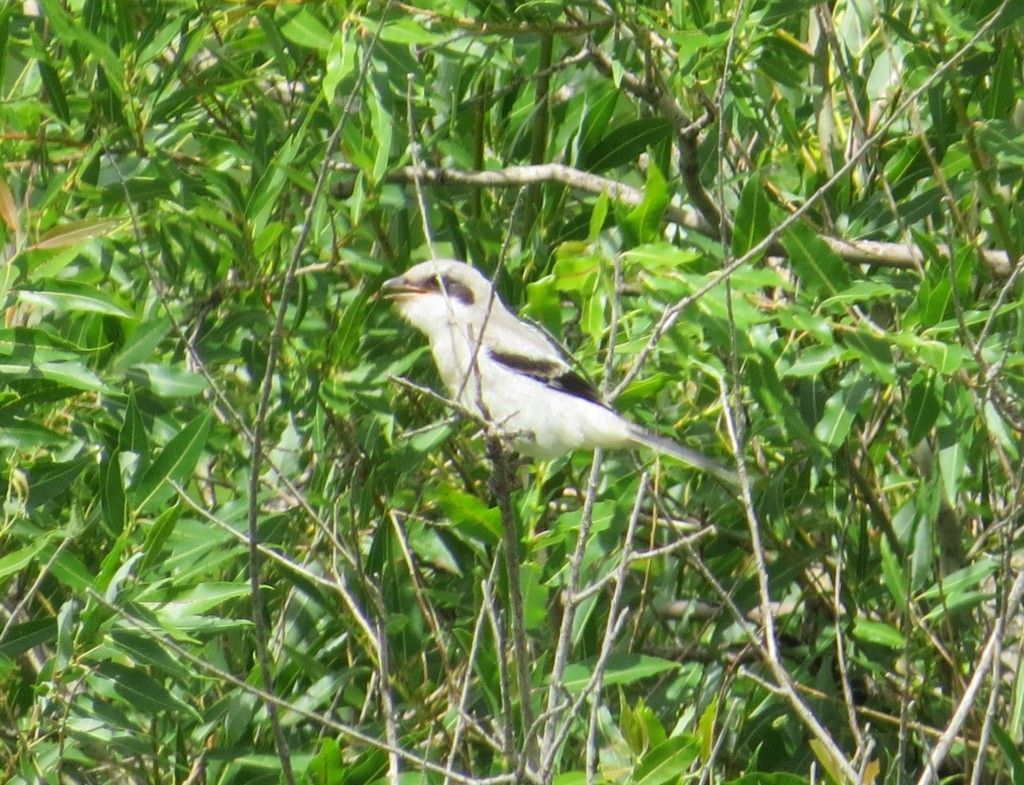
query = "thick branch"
xmin=364 ymin=162 xmax=1016 ymax=277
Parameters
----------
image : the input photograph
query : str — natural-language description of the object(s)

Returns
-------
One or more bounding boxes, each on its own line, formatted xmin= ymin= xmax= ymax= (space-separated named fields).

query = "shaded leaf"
xmin=731 ymin=175 xmax=772 ymax=260
xmin=581 ymin=118 xmax=673 ymax=171
xmin=782 ymin=220 xmax=851 ymax=298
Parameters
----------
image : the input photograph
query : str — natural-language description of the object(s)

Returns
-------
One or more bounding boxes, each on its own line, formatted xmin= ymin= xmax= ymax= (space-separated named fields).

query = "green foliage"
xmin=0 ymin=1 xmax=1022 ymax=784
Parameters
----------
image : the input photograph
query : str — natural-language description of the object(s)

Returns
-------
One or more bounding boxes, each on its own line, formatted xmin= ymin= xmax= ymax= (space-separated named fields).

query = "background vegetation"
xmin=1 ymin=0 xmax=1023 ymax=783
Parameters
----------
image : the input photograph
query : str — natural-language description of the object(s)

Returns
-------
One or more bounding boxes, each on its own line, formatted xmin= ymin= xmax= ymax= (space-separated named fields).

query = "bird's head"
xmin=382 ymin=259 xmax=496 ymax=334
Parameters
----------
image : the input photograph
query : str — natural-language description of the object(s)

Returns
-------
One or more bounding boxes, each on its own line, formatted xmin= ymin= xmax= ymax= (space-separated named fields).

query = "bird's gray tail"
xmin=628 ymin=428 xmax=741 ymax=488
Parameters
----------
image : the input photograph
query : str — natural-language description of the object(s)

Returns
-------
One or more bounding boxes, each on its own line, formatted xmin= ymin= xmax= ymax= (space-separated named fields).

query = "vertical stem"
xmin=487 ymin=437 xmax=538 ymax=773
xmin=522 ymin=33 xmax=553 ymax=239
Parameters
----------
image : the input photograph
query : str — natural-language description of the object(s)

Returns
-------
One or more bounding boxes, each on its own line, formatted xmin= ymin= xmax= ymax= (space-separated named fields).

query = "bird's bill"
xmin=381 ymin=276 xmax=425 ymax=300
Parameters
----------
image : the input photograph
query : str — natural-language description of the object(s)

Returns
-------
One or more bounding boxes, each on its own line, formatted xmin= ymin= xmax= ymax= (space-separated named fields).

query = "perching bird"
xmin=383 ymin=259 xmax=739 ymax=486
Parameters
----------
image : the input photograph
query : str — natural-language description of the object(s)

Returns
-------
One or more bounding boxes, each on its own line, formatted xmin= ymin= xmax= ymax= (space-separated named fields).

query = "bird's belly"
xmin=430 ymin=335 xmax=632 ymax=459
xmin=471 ymin=375 xmax=632 ymax=459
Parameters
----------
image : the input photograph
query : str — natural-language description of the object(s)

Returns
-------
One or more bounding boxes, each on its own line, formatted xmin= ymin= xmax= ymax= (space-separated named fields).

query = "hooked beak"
xmin=381 ymin=276 xmax=423 ymax=300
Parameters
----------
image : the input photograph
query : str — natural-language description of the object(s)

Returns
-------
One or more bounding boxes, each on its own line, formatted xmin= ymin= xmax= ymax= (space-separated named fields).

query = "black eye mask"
xmin=420 ymin=274 xmax=475 ymax=305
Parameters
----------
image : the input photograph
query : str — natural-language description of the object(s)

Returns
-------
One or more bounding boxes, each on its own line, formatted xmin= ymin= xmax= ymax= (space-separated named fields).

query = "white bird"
xmin=383 ymin=259 xmax=739 ymax=486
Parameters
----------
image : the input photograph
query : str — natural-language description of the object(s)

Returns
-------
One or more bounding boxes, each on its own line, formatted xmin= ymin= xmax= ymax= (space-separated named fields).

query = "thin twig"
xmin=85 ymin=591 xmax=519 ymax=785
xmin=487 ymin=438 xmax=540 ymax=774
xmin=915 ymin=561 xmax=1024 ymax=785
xmin=539 ymin=452 xmax=606 ymax=765
xmin=443 ymin=558 xmax=504 ymax=785
xmin=246 ymin=8 xmax=395 ymax=780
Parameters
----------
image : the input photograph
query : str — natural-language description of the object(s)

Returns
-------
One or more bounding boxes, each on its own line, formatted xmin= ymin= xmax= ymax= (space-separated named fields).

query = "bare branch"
xmin=356 ymin=162 xmax=1015 ymax=277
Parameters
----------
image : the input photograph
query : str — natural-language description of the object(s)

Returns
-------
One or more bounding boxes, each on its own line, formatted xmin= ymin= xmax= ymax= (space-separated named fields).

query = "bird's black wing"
xmin=487 ymin=348 xmax=608 ymax=407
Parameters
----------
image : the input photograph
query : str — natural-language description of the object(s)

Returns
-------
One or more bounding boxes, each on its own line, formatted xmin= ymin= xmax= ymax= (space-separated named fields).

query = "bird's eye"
xmin=417 ymin=274 xmax=443 ymax=291
xmin=417 ymin=272 xmax=475 ymax=305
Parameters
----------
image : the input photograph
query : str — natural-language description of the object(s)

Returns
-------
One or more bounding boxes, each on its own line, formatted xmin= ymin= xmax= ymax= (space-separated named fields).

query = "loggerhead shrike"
xmin=383 ymin=259 xmax=739 ymax=486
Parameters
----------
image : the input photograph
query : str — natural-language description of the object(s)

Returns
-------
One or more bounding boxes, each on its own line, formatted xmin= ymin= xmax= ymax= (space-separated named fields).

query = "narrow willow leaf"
xmin=0 ymin=541 xmax=48 ymax=580
xmin=132 ymin=363 xmax=208 ymax=397
xmin=624 ymin=163 xmax=670 ymax=245
xmin=731 ymin=176 xmax=772 ymax=259
xmin=937 ymin=420 xmax=967 ymax=505
xmin=813 ymin=373 xmax=873 ymax=452
xmin=990 ymin=724 xmax=1024 ymax=785
xmin=0 ymin=619 xmax=57 ymax=659
xmin=589 ymin=191 xmax=611 ymax=241
xmin=581 ymin=117 xmax=673 ymax=172
xmin=277 ymin=6 xmax=334 ymax=52
xmin=94 ymin=662 xmax=201 ymax=720
xmin=578 ymin=89 xmax=620 ymax=163
xmin=323 ymin=31 xmax=353 ymax=104
xmin=562 ymin=654 xmax=679 ymax=694
xmin=17 ymin=284 xmax=134 ymax=318
xmin=31 ymin=218 xmax=122 ymax=250
xmin=631 ymin=734 xmax=700 ymax=785
xmin=102 ymin=456 xmax=127 ymax=534
xmin=36 ymin=0 xmax=125 ymax=89
xmin=880 ymin=536 xmax=907 ymax=610
xmin=139 ymin=504 xmax=182 ymax=575
xmin=748 ymin=357 xmax=820 ymax=450
xmin=852 ymin=617 xmax=906 ymax=648
xmin=782 ymin=220 xmax=851 ymax=297
xmin=133 ymin=411 xmax=212 ymax=509
xmin=905 ymin=372 xmax=941 ymax=444
xmin=698 ymin=696 xmax=719 ymax=762
xmin=844 ymin=329 xmax=896 ymax=384
xmin=28 ymin=456 xmax=92 ymax=507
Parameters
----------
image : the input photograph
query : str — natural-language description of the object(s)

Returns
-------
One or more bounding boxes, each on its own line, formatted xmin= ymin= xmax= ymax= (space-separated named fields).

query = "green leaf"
xmin=725 ymin=775 xmax=808 ymax=785
xmin=306 ymin=738 xmax=346 ymax=785
xmin=630 ymin=733 xmax=700 ymax=785
xmin=0 ymin=359 xmax=113 ymax=393
xmin=991 ymin=724 xmax=1024 ymax=785
xmin=31 ymin=218 xmax=122 ymax=250
xmin=417 ymin=492 xmax=495 ymax=558
xmin=621 ymin=698 xmax=668 ymax=757
xmin=93 ymin=662 xmax=201 ymax=720
xmin=36 ymin=0 xmax=125 ymax=90
xmin=917 ymin=558 xmax=998 ymax=602
xmin=131 ymin=363 xmax=208 ymax=397
xmin=589 ymin=191 xmax=611 ymax=241
xmin=748 ymin=357 xmax=820 ymax=450
xmin=0 ymin=619 xmax=57 ymax=660
xmin=731 ymin=176 xmax=772 ymax=260
xmin=17 ymin=281 xmax=135 ymax=318
xmin=851 ymin=617 xmax=905 ymax=648
xmin=132 ymin=411 xmax=212 ymax=509
xmin=936 ymin=419 xmax=968 ymax=505
xmin=880 ymin=535 xmax=908 ymax=610
xmin=905 ymin=372 xmax=942 ymax=444
xmin=843 ymin=329 xmax=896 ymax=384
xmin=107 ymin=631 xmax=195 ymax=681
xmin=781 ymin=345 xmax=842 ymax=378
xmin=27 ymin=455 xmax=92 ymax=507
xmin=698 ymin=696 xmax=719 ymax=761
xmin=323 ymin=31 xmax=354 ymax=105
xmin=139 ymin=505 xmax=183 ymax=575
xmin=813 ymin=373 xmax=873 ymax=452
xmin=578 ymin=88 xmax=620 ymax=162
xmin=624 ymin=163 xmax=670 ymax=245
xmin=110 ymin=318 xmax=171 ymax=372
xmin=563 ymin=654 xmax=679 ymax=694
xmin=782 ymin=221 xmax=851 ymax=298
xmin=0 ymin=541 xmax=48 ymax=580
xmin=277 ymin=6 xmax=334 ymax=52
xmin=581 ymin=118 xmax=673 ymax=172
